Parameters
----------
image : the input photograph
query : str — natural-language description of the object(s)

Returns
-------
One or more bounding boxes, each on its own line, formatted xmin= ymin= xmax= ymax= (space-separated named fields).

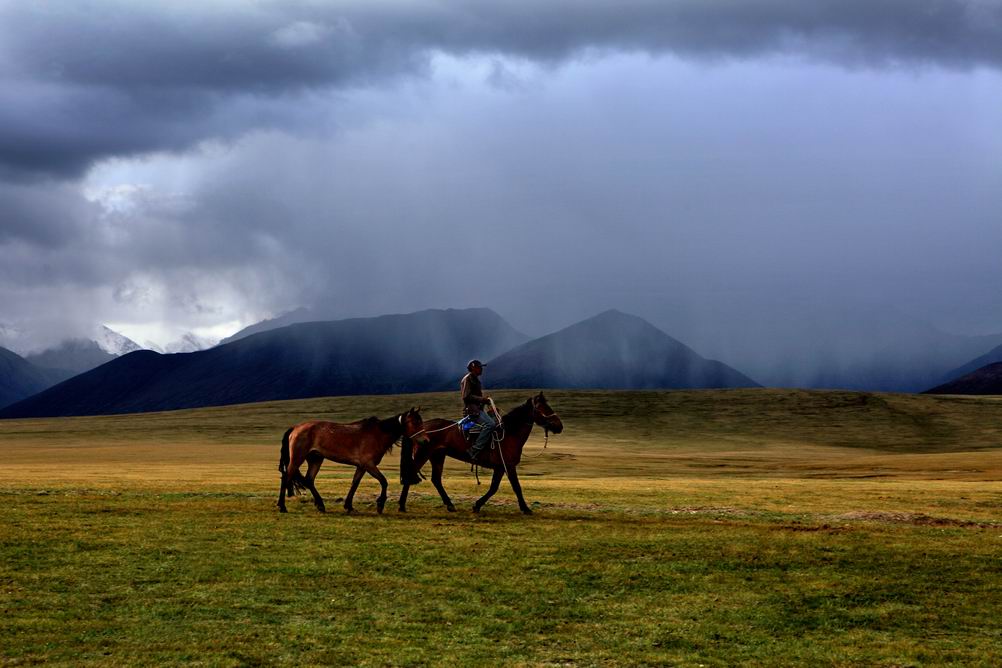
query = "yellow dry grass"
xmin=1 ymin=388 xmax=1000 ymax=521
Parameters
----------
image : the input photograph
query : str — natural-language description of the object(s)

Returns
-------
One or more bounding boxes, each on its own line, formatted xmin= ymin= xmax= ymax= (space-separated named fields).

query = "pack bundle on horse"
xmin=277 ymin=407 xmax=429 ymax=514
xmin=398 ymin=392 xmax=563 ymax=515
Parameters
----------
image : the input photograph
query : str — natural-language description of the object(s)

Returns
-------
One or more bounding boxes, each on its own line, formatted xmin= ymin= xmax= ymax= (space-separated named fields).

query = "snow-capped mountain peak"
xmin=95 ymin=325 xmax=144 ymax=356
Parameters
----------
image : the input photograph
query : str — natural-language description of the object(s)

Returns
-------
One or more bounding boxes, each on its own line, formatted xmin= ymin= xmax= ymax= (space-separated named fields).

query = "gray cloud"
xmin=1 ymin=1 xmax=1000 ymax=178
xmin=1 ymin=1 xmax=1001 ymax=377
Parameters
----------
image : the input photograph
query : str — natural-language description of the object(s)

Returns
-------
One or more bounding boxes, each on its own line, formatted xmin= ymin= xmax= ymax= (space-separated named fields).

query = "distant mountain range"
xmin=924 ymin=362 xmax=1002 ymax=395
xmin=8 ymin=304 xmax=1002 ymax=418
xmin=0 ymin=347 xmax=69 ymax=409
xmin=0 ymin=308 xmax=761 ymax=419
xmin=0 ymin=308 xmax=530 ymax=418
xmin=487 ymin=310 xmax=758 ymax=390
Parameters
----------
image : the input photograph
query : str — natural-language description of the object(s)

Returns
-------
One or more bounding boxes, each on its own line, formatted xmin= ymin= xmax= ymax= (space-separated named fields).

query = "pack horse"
xmin=277 ymin=408 xmax=429 ymax=514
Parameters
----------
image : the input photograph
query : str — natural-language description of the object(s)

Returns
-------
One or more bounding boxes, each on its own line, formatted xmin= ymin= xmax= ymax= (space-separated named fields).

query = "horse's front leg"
xmin=473 ymin=468 xmax=504 ymax=513
xmin=344 ymin=466 xmax=365 ymax=513
xmin=365 ymin=464 xmax=388 ymax=514
xmin=506 ymin=466 xmax=532 ymax=515
xmin=399 ymin=445 xmax=432 ymax=513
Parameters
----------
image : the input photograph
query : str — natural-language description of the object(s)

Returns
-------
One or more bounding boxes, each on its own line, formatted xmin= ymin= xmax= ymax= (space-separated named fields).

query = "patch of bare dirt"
xmin=835 ymin=510 xmax=1000 ymax=528
xmin=666 ymin=506 xmax=747 ymax=516
xmin=774 ymin=523 xmax=851 ymax=533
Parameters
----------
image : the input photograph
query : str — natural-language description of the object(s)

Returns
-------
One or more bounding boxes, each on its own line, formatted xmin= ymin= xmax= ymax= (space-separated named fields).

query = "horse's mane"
xmin=377 ymin=413 xmax=406 ymax=451
xmin=500 ymin=400 xmax=532 ymax=428
xmin=377 ymin=414 xmax=402 ymax=432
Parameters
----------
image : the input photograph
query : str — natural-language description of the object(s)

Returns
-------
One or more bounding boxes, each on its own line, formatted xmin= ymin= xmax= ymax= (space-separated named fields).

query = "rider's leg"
xmin=469 ymin=409 xmax=496 ymax=458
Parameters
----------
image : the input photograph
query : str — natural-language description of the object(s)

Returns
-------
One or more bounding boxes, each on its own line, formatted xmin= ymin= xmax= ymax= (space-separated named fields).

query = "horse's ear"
xmin=416 ymin=405 xmax=422 ymax=413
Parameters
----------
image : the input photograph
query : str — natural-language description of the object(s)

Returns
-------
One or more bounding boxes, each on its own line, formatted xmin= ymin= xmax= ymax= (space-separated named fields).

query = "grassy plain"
xmin=2 ymin=389 xmax=1001 ymax=666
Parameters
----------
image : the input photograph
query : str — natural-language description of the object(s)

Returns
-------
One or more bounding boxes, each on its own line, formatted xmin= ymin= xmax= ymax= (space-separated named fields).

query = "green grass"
xmin=2 ymin=389 xmax=1002 ymax=666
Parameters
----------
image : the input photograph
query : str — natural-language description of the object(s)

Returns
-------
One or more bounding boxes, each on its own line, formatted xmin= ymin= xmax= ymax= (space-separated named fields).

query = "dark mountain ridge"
xmin=924 ymin=362 xmax=1002 ymax=395
xmin=487 ymin=310 xmax=759 ymax=390
xmin=0 ymin=347 xmax=70 ymax=409
xmin=937 ymin=343 xmax=1002 ymax=388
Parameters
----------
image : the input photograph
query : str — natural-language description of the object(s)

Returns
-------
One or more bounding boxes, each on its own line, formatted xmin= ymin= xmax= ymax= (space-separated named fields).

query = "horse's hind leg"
xmin=344 ymin=466 xmax=365 ymax=514
xmin=506 ymin=466 xmax=532 ymax=515
xmin=281 ymin=447 xmax=309 ymax=512
xmin=430 ymin=454 xmax=455 ymax=512
xmin=277 ymin=469 xmax=289 ymax=513
xmin=473 ymin=469 xmax=504 ymax=514
xmin=398 ymin=484 xmax=410 ymax=513
xmin=305 ymin=453 xmax=326 ymax=513
xmin=364 ymin=464 xmax=389 ymax=514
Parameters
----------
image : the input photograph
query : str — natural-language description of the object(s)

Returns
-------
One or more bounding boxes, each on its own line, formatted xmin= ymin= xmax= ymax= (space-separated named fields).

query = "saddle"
xmin=458 ymin=415 xmax=484 ymax=443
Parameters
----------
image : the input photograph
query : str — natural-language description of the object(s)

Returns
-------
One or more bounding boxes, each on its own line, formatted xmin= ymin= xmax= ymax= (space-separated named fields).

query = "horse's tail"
xmin=279 ymin=428 xmax=309 ymax=495
xmin=399 ymin=436 xmax=422 ymax=486
xmin=278 ymin=428 xmax=292 ymax=474
xmin=289 ymin=471 xmax=309 ymax=493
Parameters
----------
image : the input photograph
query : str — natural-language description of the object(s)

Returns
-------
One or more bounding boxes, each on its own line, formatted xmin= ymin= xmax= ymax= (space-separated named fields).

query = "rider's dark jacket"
xmin=461 ymin=372 xmax=489 ymax=417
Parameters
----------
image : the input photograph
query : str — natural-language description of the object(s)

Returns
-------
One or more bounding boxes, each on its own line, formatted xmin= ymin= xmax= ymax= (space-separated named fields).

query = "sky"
xmin=1 ymin=0 xmax=1000 ymax=359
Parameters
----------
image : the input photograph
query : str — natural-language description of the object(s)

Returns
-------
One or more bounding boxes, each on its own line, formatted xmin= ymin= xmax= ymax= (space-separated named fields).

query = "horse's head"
xmin=529 ymin=392 xmax=563 ymax=434
xmin=402 ymin=407 xmax=431 ymax=446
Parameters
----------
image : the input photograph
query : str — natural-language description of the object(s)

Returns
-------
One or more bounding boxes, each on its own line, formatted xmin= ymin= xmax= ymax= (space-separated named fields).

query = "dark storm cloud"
xmin=1 ymin=0 xmax=1000 ymax=178
xmin=0 ymin=181 xmax=97 ymax=246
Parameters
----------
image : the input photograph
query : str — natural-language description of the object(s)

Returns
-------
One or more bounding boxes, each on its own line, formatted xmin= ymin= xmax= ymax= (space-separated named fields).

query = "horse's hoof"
xmin=316 ymin=505 xmax=326 ymax=513
xmin=278 ymin=506 xmax=287 ymax=513
xmin=521 ymin=507 xmax=533 ymax=515
xmin=472 ymin=504 xmax=481 ymax=514
xmin=398 ymin=505 xmax=407 ymax=513
xmin=377 ymin=505 xmax=385 ymax=515
xmin=344 ymin=507 xmax=355 ymax=515
xmin=446 ymin=504 xmax=456 ymax=512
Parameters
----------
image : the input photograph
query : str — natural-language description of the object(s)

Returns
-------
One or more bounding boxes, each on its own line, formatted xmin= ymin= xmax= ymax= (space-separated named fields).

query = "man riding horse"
xmin=461 ymin=359 xmax=495 ymax=461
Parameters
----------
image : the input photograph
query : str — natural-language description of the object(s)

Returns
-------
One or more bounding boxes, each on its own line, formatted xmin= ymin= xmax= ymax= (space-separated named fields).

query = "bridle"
xmin=530 ymin=403 xmax=561 ymax=448
xmin=398 ymin=413 xmax=430 ymax=441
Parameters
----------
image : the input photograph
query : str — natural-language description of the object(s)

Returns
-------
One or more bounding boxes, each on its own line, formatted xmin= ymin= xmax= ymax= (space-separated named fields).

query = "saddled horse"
xmin=277 ymin=407 xmax=429 ymax=514
xmin=398 ymin=393 xmax=563 ymax=515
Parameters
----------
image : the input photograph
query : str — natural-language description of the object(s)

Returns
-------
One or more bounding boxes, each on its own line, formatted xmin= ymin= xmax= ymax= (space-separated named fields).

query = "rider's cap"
xmin=467 ymin=359 xmax=486 ymax=370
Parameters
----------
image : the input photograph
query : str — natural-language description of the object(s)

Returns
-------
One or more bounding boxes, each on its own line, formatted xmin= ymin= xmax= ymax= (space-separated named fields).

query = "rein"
xmin=407 ymin=421 xmax=462 ymax=438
